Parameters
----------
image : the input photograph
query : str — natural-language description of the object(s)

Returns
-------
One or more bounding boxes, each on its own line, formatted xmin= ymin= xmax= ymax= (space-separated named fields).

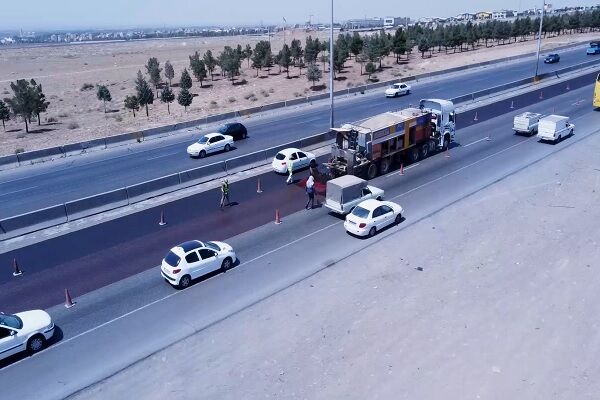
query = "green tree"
xmin=418 ymin=37 xmax=430 ymax=58
xmin=290 ymin=38 xmax=304 ymax=74
xmin=135 ymin=70 xmax=154 ymax=117
xmin=0 ymin=99 xmax=10 ymax=131
xmin=304 ymin=36 xmax=320 ymax=64
xmin=279 ymin=44 xmax=293 ymax=78
xmin=145 ymin=57 xmax=162 ymax=96
xmin=243 ymin=44 xmax=253 ymax=67
xmin=124 ymin=95 xmax=139 ymax=117
xmin=189 ymin=51 xmax=207 ymax=87
xmin=252 ymin=40 xmax=271 ymax=77
xmin=31 ymin=79 xmax=49 ymax=125
xmin=5 ymin=79 xmax=36 ymax=133
xmin=179 ymin=68 xmax=193 ymax=90
xmin=350 ymin=32 xmax=364 ymax=60
xmin=365 ymin=62 xmax=376 ymax=80
xmin=96 ymin=84 xmax=112 ymax=113
xmin=203 ymin=50 xmax=217 ymax=81
xmin=218 ymin=46 xmax=242 ymax=84
xmin=160 ymin=85 xmax=175 ymax=114
xmin=164 ymin=60 xmax=175 ymax=85
xmin=177 ymin=87 xmax=193 ymax=111
xmin=306 ymin=63 xmax=322 ymax=89
xmin=392 ymin=28 xmax=407 ymax=62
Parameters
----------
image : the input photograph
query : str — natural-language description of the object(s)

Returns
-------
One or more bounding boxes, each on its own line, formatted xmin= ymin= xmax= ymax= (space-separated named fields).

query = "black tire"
xmin=199 ymin=150 xmax=206 ymax=158
xmin=221 ymin=257 xmax=232 ymax=272
xmin=406 ymin=90 xmax=411 ymax=95
xmin=368 ymin=227 xmax=377 ymax=237
xmin=376 ymin=196 xmax=382 ymax=201
xmin=224 ymin=144 xmax=231 ymax=152
xmin=367 ymin=163 xmax=378 ymax=180
xmin=558 ymin=134 xmax=562 ymax=142
xmin=443 ymin=137 xmax=450 ymax=151
xmin=420 ymin=143 xmax=429 ymax=159
xmin=409 ymin=147 xmax=419 ymax=163
xmin=178 ymin=274 xmax=191 ymax=289
xmin=27 ymin=335 xmax=46 ymax=354
xmin=395 ymin=214 xmax=402 ymax=224
xmin=379 ymin=157 xmax=391 ymax=175
xmin=309 ymin=159 xmax=317 ymax=168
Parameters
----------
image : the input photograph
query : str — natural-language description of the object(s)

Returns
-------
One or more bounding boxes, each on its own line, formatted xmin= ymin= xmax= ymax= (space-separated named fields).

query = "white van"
xmin=513 ymin=112 xmax=543 ymax=135
xmin=536 ymin=115 xmax=574 ymax=143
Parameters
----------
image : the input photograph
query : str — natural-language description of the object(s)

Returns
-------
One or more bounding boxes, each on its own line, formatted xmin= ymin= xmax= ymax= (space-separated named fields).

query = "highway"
xmin=0 ymin=82 xmax=598 ymax=399
xmin=0 ymin=43 xmax=597 ymax=218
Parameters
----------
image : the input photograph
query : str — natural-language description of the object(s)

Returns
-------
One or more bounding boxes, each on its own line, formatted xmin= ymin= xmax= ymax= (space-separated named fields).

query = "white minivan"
xmin=536 ymin=115 xmax=574 ymax=143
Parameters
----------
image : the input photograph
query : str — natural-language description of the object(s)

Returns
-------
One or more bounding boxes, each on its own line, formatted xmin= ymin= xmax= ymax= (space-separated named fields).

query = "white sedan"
xmin=0 ymin=310 xmax=55 ymax=361
xmin=187 ymin=133 xmax=234 ymax=158
xmin=385 ymin=83 xmax=411 ymax=98
xmin=161 ymin=240 xmax=237 ymax=289
xmin=344 ymin=199 xmax=403 ymax=237
xmin=272 ymin=148 xmax=316 ymax=173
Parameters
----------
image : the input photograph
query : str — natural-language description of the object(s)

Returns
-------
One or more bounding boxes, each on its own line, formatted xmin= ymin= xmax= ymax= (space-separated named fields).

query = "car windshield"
xmin=351 ymin=206 xmax=371 ymax=219
xmin=392 ymin=84 xmax=400 ymax=89
xmin=275 ymin=153 xmax=286 ymax=160
xmin=164 ymin=251 xmax=181 ymax=267
xmin=198 ymin=136 xmax=209 ymax=144
xmin=218 ymin=125 xmax=229 ymax=134
xmin=0 ymin=314 xmax=23 ymax=329
xmin=205 ymin=241 xmax=221 ymax=251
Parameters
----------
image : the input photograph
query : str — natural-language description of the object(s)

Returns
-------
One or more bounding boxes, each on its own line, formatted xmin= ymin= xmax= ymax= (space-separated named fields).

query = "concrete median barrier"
xmin=126 ymin=173 xmax=181 ymax=204
xmin=237 ymin=106 xmax=262 ymax=117
xmin=207 ymin=112 xmax=236 ymax=124
xmin=0 ymin=154 xmax=19 ymax=171
xmin=143 ymin=125 xmax=175 ymax=140
xmin=62 ymin=138 xmax=107 ymax=157
xmin=0 ymin=204 xmax=67 ymax=240
xmin=260 ymin=101 xmax=286 ymax=112
xmin=105 ymin=132 xmax=144 ymax=148
xmin=300 ymin=132 xmax=330 ymax=148
xmin=285 ymin=98 xmax=308 ymax=107
xmin=308 ymin=93 xmax=328 ymax=103
xmin=16 ymin=146 xmax=64 ymax=165
xmin=265 ymin=140 xmax=303 ymax=158
xmin=65 ymin=188 xmax=129 ymax=221
xmin=179 ymin=161 xmax=227 ymax=188
xmin=225 ymin=150 xmax=267 ymax=174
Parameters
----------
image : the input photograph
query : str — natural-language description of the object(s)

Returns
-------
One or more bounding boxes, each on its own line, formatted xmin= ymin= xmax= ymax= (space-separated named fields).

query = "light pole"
xmin=329 ymin=0 xmax=334 ymax=129
xmin=534 ymin=0 xmax=545 ymax=78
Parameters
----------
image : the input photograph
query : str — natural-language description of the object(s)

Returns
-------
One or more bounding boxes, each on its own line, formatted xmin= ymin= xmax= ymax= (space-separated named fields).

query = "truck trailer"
xmin=325 ymin=99 xmax=455 ymax=179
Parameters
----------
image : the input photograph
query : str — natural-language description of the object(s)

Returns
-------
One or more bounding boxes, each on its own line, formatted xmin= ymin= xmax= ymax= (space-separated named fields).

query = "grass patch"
xmin=67 ymin=121 xmax=80 ymax=130
xmin=47 ymin=116 xmax=58 ymax=123
xmin=268 ymin=88 xmax=275 ymax=94
xmin=58 ymin=112 xmax=70 ymax=118
xmin=259 ymin=89 xmax=269 ymax=97
xmin=80 ymin=83 xmax=94 ymax=91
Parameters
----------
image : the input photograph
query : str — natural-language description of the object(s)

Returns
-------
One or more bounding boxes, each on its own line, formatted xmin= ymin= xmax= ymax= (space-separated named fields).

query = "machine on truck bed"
xmin=325 ymin=99 xmax=455 ymax=179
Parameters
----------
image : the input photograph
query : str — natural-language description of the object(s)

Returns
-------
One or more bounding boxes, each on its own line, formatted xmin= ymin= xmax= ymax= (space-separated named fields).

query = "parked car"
xmin=325 ymin=175 xmax=384 ymax=215
xmin=271 ymin=148 xmax=316 ymax=173
xmin=187 ymin=133 xmax=234 ymax=158
xmin=544 ymin=53 xmax=560 ymax=63
xmin=344 ymin=199 xmax=403 ymax=237
xmin=161 ymin=240 xmax=237 ymax=289
xmin=218 ymin=122 xmax=248 ymax=141
xmin=0 ymin=310 xmax=55 ymax=361
xmin=536 ymin=115 xmax=574 ymax=143
xmin=385 ymin=83 xmax=411 ymax=97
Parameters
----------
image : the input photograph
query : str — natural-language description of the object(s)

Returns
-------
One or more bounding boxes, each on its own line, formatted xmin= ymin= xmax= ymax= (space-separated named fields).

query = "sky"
xmin=4 ymin=0 xmax=599 ymax=31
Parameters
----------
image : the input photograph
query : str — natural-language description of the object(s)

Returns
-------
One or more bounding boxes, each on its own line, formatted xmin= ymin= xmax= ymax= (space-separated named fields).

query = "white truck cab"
xmin=536 ymin=115 xmax=574 ymax=143
xmin=325 ymin=175 xmax=384 ymax=215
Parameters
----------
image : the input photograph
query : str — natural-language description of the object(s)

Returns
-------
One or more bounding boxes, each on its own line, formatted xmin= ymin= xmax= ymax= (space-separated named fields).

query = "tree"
xmin=203 ymin=50 xmax=217 ymax=80
xmin=96 ymin=85 xmax=112 ymax=113
xmin=135 ymin=70 xmax=154 ymax=117
xmin=252 ymin=40 xmax=271 ymax=77
xmin=164 ymin=60 xmax=175 ymax=85
xmin=177 ymin=87 xmax=193 ymax=111
xmin=290 ymin=39 xmax=304 ymax=74
xmin=279 ymin=44 xmax=292 ymax=78
xmin=418 ymin=37 xmax=430 ymax=58
xmin=124 ymin=95 xmax=139 ymax=117
xmin=160 ymin=85 xmax=175 ymax=114
xmin=5 ymin=79 xmax=36 ymax=133
xmin=179 ymin=68 xmax=193 ymax=90
xmin=392 ymin=28 xmax=408 ymax=62
xmin=218 ymin=46 xmax=242 ymax=84
xmin=145 ymin=57 xmax=162 ymax=96
xmin=30 ymin=79 xmax=49 ymax=125
xmin=189 ymin=52 xmax=207 ymax=87
xmin=0 ymin=99 xmax=10 ymax=131
xmin=350 ymin=32 xmax=364 ymax=60
xmin=306 ymin=63 xmax=322 ymax=89
xmin=243 ymin=44 xmax=253 ymax=67
xmin=365 ymin=62 xmax=376 ymax=80
xmin=304 ymin=35 xmax=320 ymax=64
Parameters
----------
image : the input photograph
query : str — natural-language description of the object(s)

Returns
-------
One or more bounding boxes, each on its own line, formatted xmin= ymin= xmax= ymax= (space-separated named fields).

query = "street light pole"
xmin=534 ymin=0 xmax=545 ymax=78
xmin=329 ymin=0 xmax=334 ymax=129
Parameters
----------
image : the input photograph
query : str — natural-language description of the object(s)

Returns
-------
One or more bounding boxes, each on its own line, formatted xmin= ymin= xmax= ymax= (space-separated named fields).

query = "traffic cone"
xmin=473 ymin=112 xmax=478 ymax=121
xmin=275 ymin=209 xmax=282 ymax=224
xmin=257 ymin=178 xmax=263 ymax=193
xmin=566 ymin=83 xmax=570 ymax=91
xmin=12 ymin=258 xmax=22 ymax=277
xmin=400 ymin=163 xmax=404 ymax=175
xmin=158 ymin=210 xmax=167 ymax=226
xmin=510 ymin=100 xmax=514 ymax=109
xmin=539 ymin=91 xmax=544 ymax=100
xmin=64 ymin=288 xmax=75 ymax=308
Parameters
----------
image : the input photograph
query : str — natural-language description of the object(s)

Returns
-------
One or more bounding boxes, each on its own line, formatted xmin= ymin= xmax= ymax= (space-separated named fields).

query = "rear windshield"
xmin=198 ymin=136 xmax=209 ymax=144
xmin=164 ymin=251 xmax=181 ymax=267
xmin=275 ymin=153 xmax=286 ymax=160
xmin=205 ymin=241 xmax=221 ymax=251
xmin=351 ymin=206 xmax=370 ymax=219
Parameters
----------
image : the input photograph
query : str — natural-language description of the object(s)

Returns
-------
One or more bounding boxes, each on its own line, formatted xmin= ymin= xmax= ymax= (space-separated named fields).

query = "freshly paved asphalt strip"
xmin=0 ymin=45 xmax=595 ymax=218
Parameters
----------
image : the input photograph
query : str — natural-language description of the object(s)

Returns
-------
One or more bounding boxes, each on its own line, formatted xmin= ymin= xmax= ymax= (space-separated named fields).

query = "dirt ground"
xmin=1 ymin=30 xmax=597 ymax=155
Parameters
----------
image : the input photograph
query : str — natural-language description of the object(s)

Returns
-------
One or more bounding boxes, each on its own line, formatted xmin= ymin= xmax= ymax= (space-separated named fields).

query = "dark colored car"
xmin=218 ymin=123 xmax=248 ymax=141
xmin=544 ymin=54 xmax=560 ymax=63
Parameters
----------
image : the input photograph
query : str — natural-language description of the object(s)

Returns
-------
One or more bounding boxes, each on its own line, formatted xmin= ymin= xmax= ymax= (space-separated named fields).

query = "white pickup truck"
xmin=536 ymin=115 xmax=574 ymax=143
xmin=324 ymin=175 xmax=384 ymax=215
xmin=513 ymin=112 xmax=543 ymax=135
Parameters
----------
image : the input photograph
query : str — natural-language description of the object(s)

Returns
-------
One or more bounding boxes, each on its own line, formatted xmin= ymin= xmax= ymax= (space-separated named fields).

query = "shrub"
xmin=80 ymin=83 xmax=94 ymax=91
xmin=58 ymin=112 xmax=70 ymax=118
xmin=268 ymin=88 xmax=275 ymax=94
xmin=347 ymin=82 xmax=354 ymax=88
xmin=47 ymin=116 xmax=58 ymax=123
xmin=68 ymin=121 xmax=80 ymax=129
xmin=209 ymin=101 xmax=218 ymax=109
xmin=2 ymin=90 xmax=9 ymax=95
xmin=293 ymin=91 xmax=302 ymax=98
xmin=228 ymin=97 xmax=236 ymax=103
xmin=15 ymin=148 xmax=25 ymax=154
xmin=16 ymin=134 xmax=26 ymax=139
xmin=114 ymin=115 xmax=123 ymax=122
xmin=243 ymin=92 xmax=255 ymax=100
xmin=260 ymin=89 xmax=269 ymax=97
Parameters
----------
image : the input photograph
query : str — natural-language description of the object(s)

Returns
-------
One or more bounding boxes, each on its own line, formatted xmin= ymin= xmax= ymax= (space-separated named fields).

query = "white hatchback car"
xmin=385 ymin=83 xmax=411 ymax=97
xmin=272 ymin=148 xmax=316 ymax=173
xmin=0 ymin=310 xmax=55 ymax=361
xmin=187 ymin=133 xmax=234 ymax=158
xmin=161 ymin=240 xmax=237 ymax=289
xmin=344 ymin=199 xmax=403 ymax=237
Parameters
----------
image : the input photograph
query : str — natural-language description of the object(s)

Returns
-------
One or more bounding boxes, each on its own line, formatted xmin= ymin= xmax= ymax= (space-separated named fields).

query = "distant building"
xmin=344 ymin=18 xmax=384 ymax=30
xmin=492 ymin=10 xmax=507 ymax=19
xmin=475 ymin=11 xmax=493 ymax=20
xmin=456 ymin=13 xmax=476 ymax=21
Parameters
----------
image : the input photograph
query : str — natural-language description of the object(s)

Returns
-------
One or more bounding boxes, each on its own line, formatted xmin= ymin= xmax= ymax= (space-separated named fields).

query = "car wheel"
xmin=221 ymin=257 xmax=232 ymax=272
xmin=243 ymin=131 xmax=248 ymax=139
xmin=27 ymin=334 xmax=46 ymax=354
xmin=199 ymin=150 xmax=206 ymax=158
xmin=395 ymin=214 xmax=402 ymax=224
xmin=224 ymin=144 xmax=231 ymax=152
xmin=178 ymin=274 xmax=191 ymax=289
xmin=368 ymin=227 xmax=376 ymax=237
xmin=407 ymin=90 xmax=411 ymax=95
xmin=558 ymin=134 xmax=562 ymax=142
xmin=376 ymin=196 xmax=382 ymax=201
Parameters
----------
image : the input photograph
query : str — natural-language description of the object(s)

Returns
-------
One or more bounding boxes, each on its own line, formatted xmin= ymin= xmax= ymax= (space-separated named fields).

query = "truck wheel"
xmin=367 ymin=164 xmax=378 ymax=180
xmin=379 ymin=158 xmax=391 ymax=175
xmin=420 ymin=143 xmax=429 ymax=159
xmin=443 ymin=137 xmax=450 ymax=151
xmin=409 ymin=147 xmax=419 ymax=163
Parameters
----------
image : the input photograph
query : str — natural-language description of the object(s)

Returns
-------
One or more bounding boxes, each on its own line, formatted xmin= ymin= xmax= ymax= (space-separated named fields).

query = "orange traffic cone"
xmin=257 ymin=178 xmax=263 ymax=193
xmin=159 ymin=210 xmax=167 ymax=226
xmin=12 ymin=258 xmax=22 ymax=277
xmin=275 ymin=209 xmax=282 ymax=224
xmin=64 ymin=288 xmax=75 ymax=308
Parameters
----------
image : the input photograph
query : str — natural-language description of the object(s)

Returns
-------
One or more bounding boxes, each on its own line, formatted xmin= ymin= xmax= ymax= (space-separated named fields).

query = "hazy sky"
xmin=4 ymin=0 xmax=599 ymax=30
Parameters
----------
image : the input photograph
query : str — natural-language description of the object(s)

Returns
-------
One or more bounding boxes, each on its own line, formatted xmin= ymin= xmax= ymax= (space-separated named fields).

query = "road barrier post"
xmin=510 ymin=100 xmax=514 ymax=109
xmin=159 ymin=210 xmax=167 ymax=226
xmin=539 ymin=91 xmax=544 ymax=100
xmin=400 ymin=163 xmax=404 ymax=175
xmin=64 ymin=289 xmax=75 ymax=308
xmin=275 ymin=209 xmax=282 ymax=224
xmin=257 ymin=178 xmax=263 ymax=194
xmin=474 ymin=112 xmax=478 ymax=121
xmin=566 ymin=84 xmax=570 ymax=91
xmin=12 ymin=258 xmax=23 ymax=277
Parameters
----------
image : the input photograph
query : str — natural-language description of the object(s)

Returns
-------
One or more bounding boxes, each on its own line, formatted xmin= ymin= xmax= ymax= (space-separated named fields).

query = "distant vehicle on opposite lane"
xmin=385 ymin=83 xmax=411 ymax=97
xmin=0 ymin=310 xmax=55 ymax=361
xmin=187 ymin=133 xmax=234 ymax=158
xmin=218 ymin=122 xmax=248 ymax=141
xmin=544 ymin=53 xmax=560 ymax=63
xmin=344 ymin=199 xmax=403 ymax=237
xmin=271 ymin=148 xmax=316 ymax=173
xmin=161 ymin=240 xmax=237 ymax=289
xmin=586 ymin=41 xmax=600 ymax=55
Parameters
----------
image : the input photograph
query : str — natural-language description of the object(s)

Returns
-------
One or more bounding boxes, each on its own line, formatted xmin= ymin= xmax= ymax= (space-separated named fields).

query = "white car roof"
xmin=172 ymin=240 xmax=204 ymax=256
xmin=203 ymin=133 xmax=222 ymax=138
xmin=278 ymin=148 xmax=301 ymax=156
xmin=356 ymin=199 xmax=383 ymax=211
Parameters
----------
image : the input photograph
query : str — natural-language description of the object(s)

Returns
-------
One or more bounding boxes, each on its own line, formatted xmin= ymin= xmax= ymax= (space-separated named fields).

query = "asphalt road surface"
xmin=0 ymin=44 xmax=597 ymax=218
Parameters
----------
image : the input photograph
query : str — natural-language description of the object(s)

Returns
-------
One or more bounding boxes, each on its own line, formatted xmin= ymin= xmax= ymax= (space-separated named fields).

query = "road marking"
xmin=147 ymin=152 xmax=180 ymax=161
xmin=463 ymin=137 xmax=490 ymax=148
xmin=387 ymin=163 xmax=420 ymax=177
xmin=0 ymin=186 xmax=38 ymax=197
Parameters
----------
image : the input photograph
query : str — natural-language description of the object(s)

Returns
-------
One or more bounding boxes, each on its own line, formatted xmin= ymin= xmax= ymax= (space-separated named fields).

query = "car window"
xmin=297 ymin=151 xmax=307 ymax=158
xmin=0 ymin=327 xmax=12 ymax=339
xmin=199 ymin=249 xmax=217 ymax=260
xmin=0 ymin=314 xmax=22 ymax=330
xmin=372 ymin=207 xmax=383 ymax=218
xmin=205 ymin=241 xmax=221 ymax=251
xmin=351 ymin=206 xmax=370 ymax=219
xmin=381 ymin=205 xmax=393 ymax=214
xmin=289 ymin=153 xmax=298 ymax=160
xmin=198 ymin=136 xmax=209 ymax=144
xmin=218 ymin=126 xmax=228 ymax=134
xmin=164 ymin=251 xmax=181 ymax=267
xmin=275 ymin=153 xmax=286 ymax=160
xmin=185 ymin=251 xmax=200 ymax=263
xmin=362 ymin=188 xmax=372 ymax=196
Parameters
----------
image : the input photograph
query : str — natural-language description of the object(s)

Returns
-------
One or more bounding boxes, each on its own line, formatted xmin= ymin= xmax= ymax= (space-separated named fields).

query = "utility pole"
xmin=283 ymin=17 xmax=287 ymax=46
xmin=329 ymin=0 xmax=334 ymax=129
xmin=534 ymin=0 xmax=545 ymax=78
